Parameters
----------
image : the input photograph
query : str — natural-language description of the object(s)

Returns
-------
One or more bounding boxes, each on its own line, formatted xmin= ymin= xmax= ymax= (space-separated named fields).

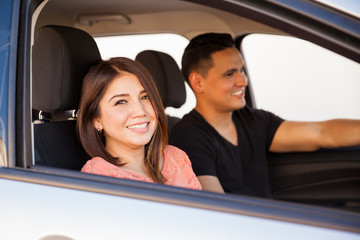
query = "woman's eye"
xmin=142 ymin=95 xmax=150 ymax=100
xmin=115 ymin=99 xmax=127 ymax=105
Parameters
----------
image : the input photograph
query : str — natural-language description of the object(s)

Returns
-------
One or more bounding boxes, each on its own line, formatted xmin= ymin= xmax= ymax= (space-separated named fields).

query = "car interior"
xmin=135 ymin=50 xmax=187 ymax=132
xmin=29 ymin=0 xmax=360 ymax=212
xmin=32 ymin=25 xmax=99 ymax=170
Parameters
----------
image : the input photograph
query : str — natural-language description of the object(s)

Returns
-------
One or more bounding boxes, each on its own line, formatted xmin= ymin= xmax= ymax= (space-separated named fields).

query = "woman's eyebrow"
xmin=108 ymin=93 xmax=128 ymax=102
xmin=108 ymin=89 xmax=147 ymax=102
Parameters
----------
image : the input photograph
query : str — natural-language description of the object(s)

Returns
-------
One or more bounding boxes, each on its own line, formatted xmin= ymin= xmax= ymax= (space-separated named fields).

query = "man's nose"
xmin=235 ymin=71 xmax=248 ymax=86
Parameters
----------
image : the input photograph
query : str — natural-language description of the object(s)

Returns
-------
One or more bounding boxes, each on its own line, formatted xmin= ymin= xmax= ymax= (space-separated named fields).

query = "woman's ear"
xmin=189 ymin=72 xmax=204 ymax=94
xmin=92 ymin=118 xmax=103 ymax=131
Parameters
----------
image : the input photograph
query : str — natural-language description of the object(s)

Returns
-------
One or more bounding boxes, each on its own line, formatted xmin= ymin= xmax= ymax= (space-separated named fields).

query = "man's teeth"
xmin=128 ymin=123 xmax=148 ymax=129
xmin=232 ymin=90 xmax=243 ymax=96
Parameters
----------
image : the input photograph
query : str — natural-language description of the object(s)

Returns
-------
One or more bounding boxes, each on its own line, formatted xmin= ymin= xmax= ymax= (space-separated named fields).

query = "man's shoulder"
xmin=173 ymin=109 xmax=208 ymax=131
xmin=171 ymin=109 xmax=218 ymax=143
xmin=237 ymin=105 xmax=267 ymax=116
xmin=235 ymin=105 xmax=281 ymax=121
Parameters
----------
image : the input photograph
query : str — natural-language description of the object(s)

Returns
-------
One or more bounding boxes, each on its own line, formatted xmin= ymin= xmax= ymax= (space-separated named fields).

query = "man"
xmin=170 ymin=33 xmax=360 ymax=198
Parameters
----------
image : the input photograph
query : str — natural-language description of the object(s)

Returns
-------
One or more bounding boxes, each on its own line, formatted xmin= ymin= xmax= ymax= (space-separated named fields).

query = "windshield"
xmin=314 ymin=0 xmax=360 ymax=18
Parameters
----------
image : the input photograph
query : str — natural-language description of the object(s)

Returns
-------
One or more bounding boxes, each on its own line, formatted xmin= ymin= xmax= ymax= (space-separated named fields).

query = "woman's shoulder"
xmin=163 ymin=145 xmax=202 ymax=190
xmin=164 ymin=144 xmax=186 ymax=154
xmin=81 ymin=157 xmax=117 ymax=175
xmin=164 ymin=145 xmax=191 ymax=166
xmin=82 ymin=157 xmax=109 ymax=167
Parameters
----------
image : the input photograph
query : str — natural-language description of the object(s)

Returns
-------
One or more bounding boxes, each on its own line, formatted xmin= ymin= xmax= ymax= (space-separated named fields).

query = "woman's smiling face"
xmin=93 ymin=73 xmax=157 ymax=153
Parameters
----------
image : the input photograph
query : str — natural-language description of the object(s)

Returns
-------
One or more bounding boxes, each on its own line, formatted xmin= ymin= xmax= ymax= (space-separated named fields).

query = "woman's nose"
xmin=131 ymin=100 xmax=146 ymax=118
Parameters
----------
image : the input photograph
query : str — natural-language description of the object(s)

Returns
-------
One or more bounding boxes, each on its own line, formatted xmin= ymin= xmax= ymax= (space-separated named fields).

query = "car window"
xmin=95 ymin=34 xmax=196 ymax=118
xmin=313 ymin=0 xmax=360 ymax=18
xmin=241 ymin=34 xmax=360 ymax=121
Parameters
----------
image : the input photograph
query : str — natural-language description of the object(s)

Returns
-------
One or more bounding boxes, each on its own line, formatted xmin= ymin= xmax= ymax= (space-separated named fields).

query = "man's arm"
xmin=270 ymin=119 xmax=360 ymax=152
xmin=197 ymin=175 xmax=225 ymax=193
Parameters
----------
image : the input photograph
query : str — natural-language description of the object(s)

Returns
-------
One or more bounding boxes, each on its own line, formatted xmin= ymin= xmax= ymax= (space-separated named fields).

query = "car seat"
xmin=32 ymin=25 xmax=101 ymax=170
xmin=135 ymin=50 xmax=186 ymax=132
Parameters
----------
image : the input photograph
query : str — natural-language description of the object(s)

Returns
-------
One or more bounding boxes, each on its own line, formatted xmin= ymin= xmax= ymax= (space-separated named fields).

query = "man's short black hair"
xmin=181 ymin=33 xmax=235 ymax=84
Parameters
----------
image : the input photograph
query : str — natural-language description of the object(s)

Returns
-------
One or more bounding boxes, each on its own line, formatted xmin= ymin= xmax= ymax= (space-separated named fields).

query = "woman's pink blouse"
xmin=81 ymin=145 xmax=202 ymax=190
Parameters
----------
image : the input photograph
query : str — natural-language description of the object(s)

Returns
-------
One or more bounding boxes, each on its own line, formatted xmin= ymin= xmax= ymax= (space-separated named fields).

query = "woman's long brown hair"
xmin=77 ymin=57 xmax=168 ymax=183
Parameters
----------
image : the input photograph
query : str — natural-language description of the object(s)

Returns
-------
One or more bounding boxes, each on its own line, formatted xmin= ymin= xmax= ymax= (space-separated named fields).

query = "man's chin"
xmin=233 ymin=101 xmax=246 ymax=110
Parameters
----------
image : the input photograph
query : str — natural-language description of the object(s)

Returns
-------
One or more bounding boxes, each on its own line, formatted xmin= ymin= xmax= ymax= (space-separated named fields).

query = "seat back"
xmin=135 ymin=50 xmax=186 ymax=131
xmin=32 ymin=25 xmax=101 ymax=170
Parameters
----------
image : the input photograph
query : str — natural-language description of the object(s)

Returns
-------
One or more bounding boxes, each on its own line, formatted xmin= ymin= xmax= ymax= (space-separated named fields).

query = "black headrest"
xmin=136 ymin=50 xmax=186 ymax=108
xmin=32 ymin=25 xmax=101 ymax=112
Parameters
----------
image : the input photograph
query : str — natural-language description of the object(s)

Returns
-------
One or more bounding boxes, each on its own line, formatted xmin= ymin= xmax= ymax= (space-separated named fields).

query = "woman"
xmin=77 ymin=57 xmax=201 ymax=190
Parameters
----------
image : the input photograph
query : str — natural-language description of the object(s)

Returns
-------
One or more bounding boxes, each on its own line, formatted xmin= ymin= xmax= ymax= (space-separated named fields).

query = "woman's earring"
xmin=97 ymin=128 xmax=103 ymax=133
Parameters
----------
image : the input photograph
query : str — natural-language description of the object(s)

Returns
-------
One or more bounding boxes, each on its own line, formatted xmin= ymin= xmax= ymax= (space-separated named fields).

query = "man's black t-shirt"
xmin=170 ymin=106 xmax=284 ymax=198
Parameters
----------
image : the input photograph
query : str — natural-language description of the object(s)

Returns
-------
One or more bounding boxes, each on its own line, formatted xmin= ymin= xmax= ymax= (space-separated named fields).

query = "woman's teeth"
xmin=127 ymin=123 xmax=148 ymax=129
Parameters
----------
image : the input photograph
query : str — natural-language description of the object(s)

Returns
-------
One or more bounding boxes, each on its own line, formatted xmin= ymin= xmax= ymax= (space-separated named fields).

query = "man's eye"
xmin=115 ymin=99 xmax=127 ymax=105
xmin=224 ymin=71 xmax=234 ymax=77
